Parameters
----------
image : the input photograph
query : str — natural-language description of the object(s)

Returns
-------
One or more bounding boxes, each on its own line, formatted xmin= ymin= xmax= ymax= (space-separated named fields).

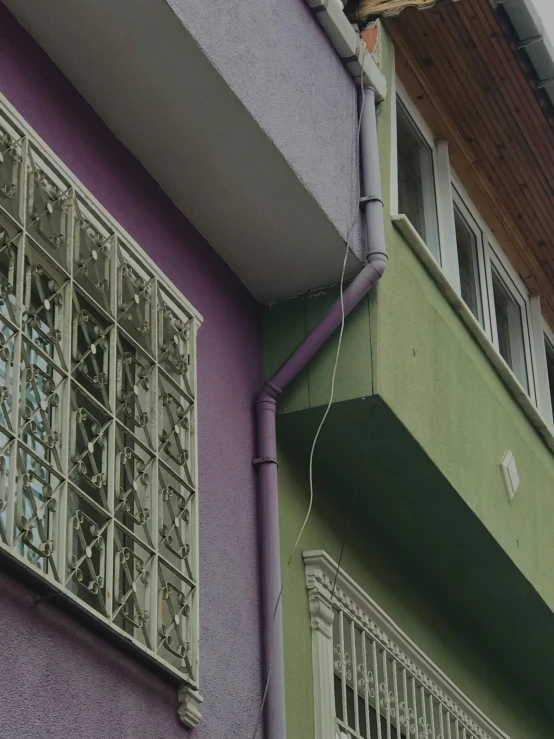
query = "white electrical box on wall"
xmin=500 ymin=450 xmax=520 ymax=502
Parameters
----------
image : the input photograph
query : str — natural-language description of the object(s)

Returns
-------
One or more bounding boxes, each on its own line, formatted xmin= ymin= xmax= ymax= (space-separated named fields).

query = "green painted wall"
xmin=371 ymin=28 xmax=554 ymax=620
xmin=263 ymin=25 xmax=554 ymax=739
xmin=262 ymin=24 xmax=554 ymax=626
xmin=263 ymin=287 xmax=374 ymax=413
xmin=375 ymin=216 xmax=554 ymax=606
xmin=278 ymin=443 xmax=553 ymax=739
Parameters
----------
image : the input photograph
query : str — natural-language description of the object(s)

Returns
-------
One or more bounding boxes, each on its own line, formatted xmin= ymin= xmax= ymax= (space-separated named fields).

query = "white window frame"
xmin=447 ymin=175 xmax=538 ymax=404
xmin=435 ymin=140 xmax=461 ymax=293
xmin=393 ymin=79 xmax=540 ymax=405
xmin=450 ymin=181 xmax=491 ymax=334
xmin=304 ymin=550 xmax=509 ymax=739
xmin=389 ymin=67 xmax=399 ymax=216
xmin=485 ymin=238 xmax=536 ymax=403
xmin=394 ymin=80 xmax=444 ymax=266
xmin=544 ymin=322 xmax=554 ymax=424
xmin=445 ymin=171 xmax=537 ymax=403
xmin=0 ymin=93 xmax=203 ymax=726
xmin=531 ymin=309 xmax=554 ymax=430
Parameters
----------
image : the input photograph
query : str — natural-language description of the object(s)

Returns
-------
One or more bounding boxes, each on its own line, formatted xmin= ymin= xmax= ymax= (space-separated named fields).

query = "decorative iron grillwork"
xmin=304 ymin=551 xmax=508 ymax=739
xmin=333 ymin=607 xmax=482 ymax=739
xmin=0 ymin=97 xmax=200 ymax=687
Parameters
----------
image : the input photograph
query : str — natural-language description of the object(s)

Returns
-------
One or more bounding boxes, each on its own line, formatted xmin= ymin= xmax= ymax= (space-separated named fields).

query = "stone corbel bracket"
xmin=178 ymin=685 xmax=203 ymax=728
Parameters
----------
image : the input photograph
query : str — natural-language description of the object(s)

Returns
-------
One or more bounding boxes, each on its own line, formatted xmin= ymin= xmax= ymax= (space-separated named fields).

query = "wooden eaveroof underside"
xmin=389 ymin=0 xmax=554 ymax=326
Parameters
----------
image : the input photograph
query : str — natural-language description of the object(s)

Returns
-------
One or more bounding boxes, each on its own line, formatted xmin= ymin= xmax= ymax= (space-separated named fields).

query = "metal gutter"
xmin=304 ymin=0 xmax=387 ymax=101
xmin=254 ymin=86 xmax=387 ymax=739
xmin=493 ymin=0 xmax=554 ymax=108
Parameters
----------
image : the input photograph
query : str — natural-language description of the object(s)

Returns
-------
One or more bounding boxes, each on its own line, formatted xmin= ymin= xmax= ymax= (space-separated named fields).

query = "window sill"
xmin=392 ymin=213 xmax=554 ymax=456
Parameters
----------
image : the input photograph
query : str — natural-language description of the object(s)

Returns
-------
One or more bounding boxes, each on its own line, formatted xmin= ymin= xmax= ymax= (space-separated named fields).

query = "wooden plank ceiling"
xmin=388 ymin=0 xmax=554 ymax=324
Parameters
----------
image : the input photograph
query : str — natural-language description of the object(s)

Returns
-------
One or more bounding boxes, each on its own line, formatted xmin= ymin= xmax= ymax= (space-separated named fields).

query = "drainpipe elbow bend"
xmin=367 ymin=250 xmax=388 ymax=279
xmin=256 ymin=380 xmax=282 ymax=407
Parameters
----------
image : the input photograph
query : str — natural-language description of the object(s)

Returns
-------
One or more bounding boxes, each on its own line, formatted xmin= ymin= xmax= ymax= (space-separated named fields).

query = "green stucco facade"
xmin=262 ymin=29 xmax=554 ymax=739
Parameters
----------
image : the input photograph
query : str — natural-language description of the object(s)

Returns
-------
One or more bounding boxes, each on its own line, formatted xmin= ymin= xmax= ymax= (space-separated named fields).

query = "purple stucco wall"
xmin=0 ymin=5 xmax=263 ymax=737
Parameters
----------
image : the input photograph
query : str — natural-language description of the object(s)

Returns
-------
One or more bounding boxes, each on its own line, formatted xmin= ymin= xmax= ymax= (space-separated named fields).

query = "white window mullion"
xmin=487 ymin=239 xmax=536 ymax=399
xmin=396 ymin=81 xmax=441 ymax=264
xmin=420 ymin=144 xmax=440 ymax=264
xmin=476 ymin=228 xmax=493 ymax=340
xmin=451 ymin=187 xmax=486 ymax=328
xmin=544 ymin=326 xmax=554 ymax=428
xmin=484 ymin=236 xmax=499 ymax=349
xmin=435 ymin=141 xmax=460 ymax=294
xmin=390 ymin=54 xmax=399 ymax=217
xmin=531 ymin=297 xmax=554 ymax=428
xmin=522 ymin=300 xmax=538 ymax=404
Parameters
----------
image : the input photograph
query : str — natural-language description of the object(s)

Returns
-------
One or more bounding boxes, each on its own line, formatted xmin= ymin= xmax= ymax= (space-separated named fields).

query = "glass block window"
xmin=304 ymin=551 xmax=509 ymax=739
xmin=0 ymin=97 xmax=200 ymax=687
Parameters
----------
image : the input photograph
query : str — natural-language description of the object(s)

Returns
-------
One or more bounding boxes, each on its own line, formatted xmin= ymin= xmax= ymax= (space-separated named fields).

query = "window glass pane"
xmin=544 ymin=336 xmax=554 ymax=420
xmin=397 ymin=98 xmax=440 ymax=262
xmin=491 ymin=267 xmax=528 ymax=391
xmin=454 ymin=204 xmax=482 ymax=324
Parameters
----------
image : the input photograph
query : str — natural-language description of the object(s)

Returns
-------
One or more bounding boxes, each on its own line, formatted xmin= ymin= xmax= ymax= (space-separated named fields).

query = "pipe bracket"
xmin=360 ymin=195 xmax=384 ymax=206
xmin=253 ymin=456 xmax=279 ymax=467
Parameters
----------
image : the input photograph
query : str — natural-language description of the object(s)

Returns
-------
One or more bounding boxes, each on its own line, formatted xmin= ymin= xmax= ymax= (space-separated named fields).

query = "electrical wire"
xmin=330 ymin=203 xmax=379 ymax=604
xmin=251 ymin=40 xmax=369 ymax=739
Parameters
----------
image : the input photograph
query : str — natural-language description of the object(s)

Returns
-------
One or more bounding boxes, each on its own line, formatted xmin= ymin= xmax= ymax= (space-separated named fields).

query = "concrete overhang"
xmin=279 ymin=396 xmax=554 ymax=720
xmin=2 ymin=0 xmax=363 ymax=302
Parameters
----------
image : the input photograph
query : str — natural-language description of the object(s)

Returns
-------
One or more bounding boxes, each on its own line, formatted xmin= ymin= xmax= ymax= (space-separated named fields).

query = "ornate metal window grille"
xmin=304 ymin=551 xmax=509 ymax=739
xmin=0 ymin=95 xmax=202 ymax=713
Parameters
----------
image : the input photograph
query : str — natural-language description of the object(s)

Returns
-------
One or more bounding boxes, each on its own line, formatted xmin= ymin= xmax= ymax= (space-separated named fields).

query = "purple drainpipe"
xmin=254 ymin=86 xmax=387 ymax=739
